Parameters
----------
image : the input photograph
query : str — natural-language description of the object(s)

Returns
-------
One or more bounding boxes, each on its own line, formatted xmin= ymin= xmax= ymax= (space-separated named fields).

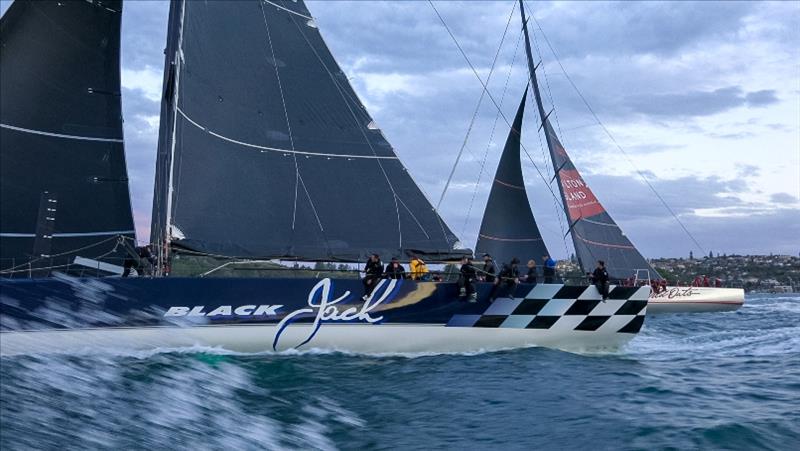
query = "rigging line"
xmin=290 ymin=12 xmax=459 ymax=250
xmin=177 ymin=109 xmax=398 ymax=160
xmin=311 ymin=8 xmax=457 ymax=245
xmin=436 ymin=0 xmax=517 ymax=210
xmin=297 ymin=173 xmax=326 ymax=232
xmin=460 ymin=28 xmax=524 ymax=239
xmin=528 ymin=81 xmax=571 ymax=256
xmin=288 ymin=14 xmax=405 ymax=249
xmin=260 ymin=4 xmax=301 ymax=232
xmin=528 ymin=13 xmax=707 ymax=254
xmin=0 ymin=234 xmax=128 ymax=273
xmin=395 ymin=195 xmax=430 ymax=240
xmin=532 ymin=114 xmax=571 ymax=254
xmin=429 ymin=1 xmax=570 ymax=226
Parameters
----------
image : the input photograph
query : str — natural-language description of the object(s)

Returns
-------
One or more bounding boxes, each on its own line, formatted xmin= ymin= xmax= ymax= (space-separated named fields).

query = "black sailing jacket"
xmin=365 ymin=259 xmax=383 ymax=277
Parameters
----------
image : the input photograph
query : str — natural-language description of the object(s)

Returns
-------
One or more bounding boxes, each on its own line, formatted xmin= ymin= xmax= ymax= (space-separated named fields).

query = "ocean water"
xmin=1 ymin=294 xmax=798 ymax=450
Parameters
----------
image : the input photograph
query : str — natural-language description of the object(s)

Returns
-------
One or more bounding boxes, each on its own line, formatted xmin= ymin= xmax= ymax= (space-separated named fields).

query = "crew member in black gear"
xmin=489 ymin=258 xmax=520 ymax=301
xmin=482 ymin=254 xmax=498 ymax=283
xmin=522 ymin=259 xmax=538 ymax=285
xmin=384 ymin=257 xmax=406 ymax=280
xmin=362 ymin=254 xmax=383 ymax=300
xmin=122 ymin=245 xmax=156 ymax=277
xmin=458 ymin=256 xmax=477 ymax=302
xmin=590 ymin=260 xmax=610 ymax=301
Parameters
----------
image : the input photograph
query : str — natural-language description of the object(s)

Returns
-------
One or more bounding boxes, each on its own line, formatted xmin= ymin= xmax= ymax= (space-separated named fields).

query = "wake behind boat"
xmin=0 ymin=0 xmax=651 ymax=355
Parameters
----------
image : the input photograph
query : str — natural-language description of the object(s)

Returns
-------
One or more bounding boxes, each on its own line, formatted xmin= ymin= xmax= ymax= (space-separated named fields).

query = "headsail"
xmin=476 ymin=89 xmax=551 ymax=265
xmin=151 ymin=0 xmax=466 ymax=263
xmin=0 ymin=0 xmax=135 ymax=272
xmin=518 ymin=1 xmax=660 ymax=280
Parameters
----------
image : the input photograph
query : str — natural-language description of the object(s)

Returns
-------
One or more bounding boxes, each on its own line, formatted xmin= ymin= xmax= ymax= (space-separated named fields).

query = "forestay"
xmin=0 ymin=0 xmax=135 ymax=271
xmin=151 ymin=0 xmax=466 ymax=262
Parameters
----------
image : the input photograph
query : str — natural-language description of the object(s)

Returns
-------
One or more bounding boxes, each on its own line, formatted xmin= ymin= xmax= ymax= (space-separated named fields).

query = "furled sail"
xmin=0 ymin=0 xmax=135 ymax=272
xmin=518 ymin=1 xmax=660 ymax=280
xmin=151 ymin=0 xmax=466 ymax=262
xmin=475 ymin=89 xmax=551 ymax=266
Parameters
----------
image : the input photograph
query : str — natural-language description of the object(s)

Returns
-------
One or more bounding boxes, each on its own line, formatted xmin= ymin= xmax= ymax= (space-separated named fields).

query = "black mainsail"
xmin=151 ymin=0 xmax=466 ymax=263
xmin=0 ymin=0 xmax=135 ymax=272
xmin=475 ymin=88 xmax=550 ymax=265
xmin=518 ymin=1 xmax=660 ymax=280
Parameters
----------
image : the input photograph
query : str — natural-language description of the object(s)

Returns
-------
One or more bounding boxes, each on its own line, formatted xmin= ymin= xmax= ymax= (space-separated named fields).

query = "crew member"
xmin=384 ymin=257 xmax=406 ymax=280
xmin=490 ymin=258 xmax=520 ymax=301
xmin=458 ymin=256 xmax=477 ymax=302
xmin=122 ymin=245 xmax=156 ymax=277
xmin=542 ymin=255 xmax=557 ymax=283
xmin=482 ymin=254 xmax=498 ymax=283
xmin=362 ymin=253 xmax=383 ymax=300
xmin=409 ymin=255 xmax=429 ymax=280
xmin=589 ymin=260 xmax=610 ymax=301
xmin=522 ymin=259 xmax=537 ymax=284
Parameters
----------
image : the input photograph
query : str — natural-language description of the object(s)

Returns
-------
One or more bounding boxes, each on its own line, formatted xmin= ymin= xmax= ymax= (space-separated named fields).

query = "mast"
xmin=518 ymin=0 xmax=577 ymax=266
xmin=519 ymin=1 xmax=554 ymax=157
xmin=517 ymin=0 xmax=661 ymax=280
xmin=151 ymin=0 xmax=186 ymax=275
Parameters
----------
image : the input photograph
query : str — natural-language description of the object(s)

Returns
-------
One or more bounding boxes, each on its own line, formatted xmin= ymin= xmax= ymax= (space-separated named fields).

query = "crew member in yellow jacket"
xmin=409 ymin=255 xmax=429 ymax=280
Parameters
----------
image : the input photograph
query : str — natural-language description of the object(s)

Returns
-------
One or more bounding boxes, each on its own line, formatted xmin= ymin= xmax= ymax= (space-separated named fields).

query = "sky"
xmin=2 ymin=0 xmax=798 ymax=258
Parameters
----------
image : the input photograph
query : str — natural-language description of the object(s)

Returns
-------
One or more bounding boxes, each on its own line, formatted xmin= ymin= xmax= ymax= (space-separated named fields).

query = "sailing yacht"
xmin=475 ymin=1 xmax=744 ymax=314
xmin=0 ymin=0 xmax=650 ymax=355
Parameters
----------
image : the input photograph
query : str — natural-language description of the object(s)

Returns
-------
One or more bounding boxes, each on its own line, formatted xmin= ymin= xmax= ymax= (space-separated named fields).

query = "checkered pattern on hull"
xmin=446 ymin=284 xmax=649 ymax=334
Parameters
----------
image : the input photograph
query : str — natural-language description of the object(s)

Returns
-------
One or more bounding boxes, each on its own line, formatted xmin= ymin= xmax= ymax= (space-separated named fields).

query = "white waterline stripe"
xmin=262 ymin=0 xmax=313 ymax=20
xmin=178 ymin=108 xmax=398 ymax=160
xmin=1 ymin=230 xmax=134 ymax=238
xmin=1 ymin=123 xmax=123 ymax=143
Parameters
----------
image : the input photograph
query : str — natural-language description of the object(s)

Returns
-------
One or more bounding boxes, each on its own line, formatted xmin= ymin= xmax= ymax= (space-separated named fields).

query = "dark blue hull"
xmin=0 ymin=276 xmax=649 ymax=355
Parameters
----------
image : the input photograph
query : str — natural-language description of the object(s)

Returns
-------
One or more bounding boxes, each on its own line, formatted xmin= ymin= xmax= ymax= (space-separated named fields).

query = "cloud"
xmin=770 ymin=192 xmax=799 ymax=204
xmin=745 ymin=89 xmax=779 ymax=106
xmin=624 ymin=86 xmax=779 ymax=119
xmin=121 ymin=67 xmax=163 ymax=102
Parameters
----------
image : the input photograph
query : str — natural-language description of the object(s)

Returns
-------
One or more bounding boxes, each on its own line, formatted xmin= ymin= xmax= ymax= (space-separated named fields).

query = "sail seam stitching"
xmin=176 ymin=109 xmax=399 ymax=160
xmin=262 ymin=0 xmax=313 ymax=21
xmin=0 ymin=123 xmax=123 ymax=143
xmin=0 ymin=230 xmax=135 ymax=238
xmin=574 ymin=233 xmax=636 ymax=250
xmin=478 ymin=234 xmax=543 ymax=242
xmin=494 ymin=178 xmax=525 ymax=190
xmin=579 ymin=218 xmax=619 ymax=228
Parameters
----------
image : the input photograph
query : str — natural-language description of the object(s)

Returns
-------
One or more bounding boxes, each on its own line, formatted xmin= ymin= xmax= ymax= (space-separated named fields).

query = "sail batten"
xmin=151 ymin=0 xmax=466 ymax=262
xmin=0 ymin=0 xmax=135 ymax=271
xmin=518 ymin=0 xmax=661 ymax=280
